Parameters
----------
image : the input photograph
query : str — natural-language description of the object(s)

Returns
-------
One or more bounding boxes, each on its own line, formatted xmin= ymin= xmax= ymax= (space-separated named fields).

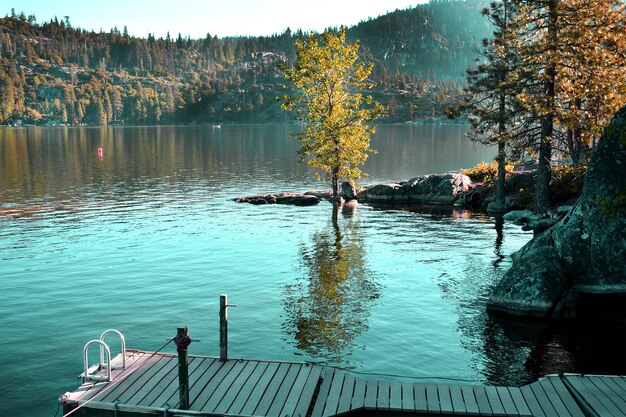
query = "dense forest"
xmin=0 ymin=0 xmax=492 ymax=126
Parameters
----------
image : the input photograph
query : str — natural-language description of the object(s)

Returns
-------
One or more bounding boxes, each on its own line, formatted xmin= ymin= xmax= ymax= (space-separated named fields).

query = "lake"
xmin=0 ymin=124 xmax=623 ymax=417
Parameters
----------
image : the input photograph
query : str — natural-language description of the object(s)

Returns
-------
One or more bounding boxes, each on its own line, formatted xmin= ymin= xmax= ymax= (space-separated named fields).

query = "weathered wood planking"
xmin=63 ymin=352 xmax=324 ymax=417
xmin=62 ymin=351 xmax=625 ymax=417
xmin=563 ymin=375 xmax=626 ymax=417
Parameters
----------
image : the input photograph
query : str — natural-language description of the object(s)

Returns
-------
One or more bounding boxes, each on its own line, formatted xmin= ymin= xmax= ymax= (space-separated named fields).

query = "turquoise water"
xmin=0 ymin=125 xmax=619 ymax=417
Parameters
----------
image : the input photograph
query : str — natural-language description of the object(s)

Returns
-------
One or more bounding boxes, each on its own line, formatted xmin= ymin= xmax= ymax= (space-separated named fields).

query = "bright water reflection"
xmin=1 ymin=125 xmax=623 ymax=417
xmin=284 ymin=205 xmax=381 ymax=364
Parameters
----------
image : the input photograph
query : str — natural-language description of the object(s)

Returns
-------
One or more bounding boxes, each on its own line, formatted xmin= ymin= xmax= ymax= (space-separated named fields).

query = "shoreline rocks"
xmin=234 ymin=192 xmax=320 ymax=206
xmin=487 ymin=105 xmax=626 ymax=319
xmin=356 ymin=173 xmax=472 ymax=205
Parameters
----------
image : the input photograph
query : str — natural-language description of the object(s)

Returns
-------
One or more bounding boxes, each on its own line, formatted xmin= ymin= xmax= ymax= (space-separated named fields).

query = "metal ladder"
xmin=82 ymin=329 xmax=126 ymax=382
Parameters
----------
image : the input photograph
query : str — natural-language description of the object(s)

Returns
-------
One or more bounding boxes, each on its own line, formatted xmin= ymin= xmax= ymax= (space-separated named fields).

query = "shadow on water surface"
xmin=282 ymin=205 xmax=381 ymax=367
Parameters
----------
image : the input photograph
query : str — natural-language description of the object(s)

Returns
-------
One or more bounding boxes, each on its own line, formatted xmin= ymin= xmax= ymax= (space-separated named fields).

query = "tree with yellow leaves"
xmin=280 ymin=28 xmax=384 ymax=197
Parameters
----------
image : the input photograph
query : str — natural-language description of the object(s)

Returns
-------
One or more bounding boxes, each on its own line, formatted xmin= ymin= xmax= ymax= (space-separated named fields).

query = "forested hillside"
xmin=0 ymin=0 xmax=491 ymax=126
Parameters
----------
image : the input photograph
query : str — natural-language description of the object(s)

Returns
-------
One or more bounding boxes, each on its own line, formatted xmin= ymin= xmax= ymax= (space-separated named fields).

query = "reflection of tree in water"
xmin=283 ymin=205 xmax=381 ymax=366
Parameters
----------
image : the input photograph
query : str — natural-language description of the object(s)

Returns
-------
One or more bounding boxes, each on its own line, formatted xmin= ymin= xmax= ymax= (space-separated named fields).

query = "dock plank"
xmin=224 ymin=361 xmax=270 ymax=415
xmin=208 ymin=360 xmax=259 ymax=413
xmin=460 ymin=385 xmax=479 ymax=415
xmin=291 ymin=365 xmax=324 ymax=417
xmin=157 ymin=356 xmax=213 ymax=408
xmin=438 ymin=384 xmax=454 ymax=415
xmin=266 ymin=363 xmax=303 ymax=417
xmin=508 ymin=387 xmax=531 ymax=417
xmin=389 ymin=381 xmax=402 ymax=411
xmin=310 ymin=367 xmax=335 ymax=417
xmin=414 ymin=383 xmax=428 ymax=413
xmin=582 ymin=376 xmax=626 ymax=416
xmin=484 ymin=386 xmax=504 ymax=416
xmin=137 ymin=356 xmax=201 ymax=408
xmin=187 ymin=358 xmax=237 ymax=411
xmin=548 ymin=376 xmax=586 ymax=417
xmin=473 ymin=386 xmax=493 ymax=416
xmin=186 ymin=358 xmax=223 ymax=408
xmin=337 ymin=373 xmax=356 ymax=414
xmin=238 ymin=362 xmax=281 ymax=416
xmin=401 ymin=382 xmax=415 ymax=412
xmin=377 ymin=380 xmax=390 ymax=410
xmin=108 ymin=356 xmax=172 ymax=404
xmin=537 ymin=377 xmax=575 ymax=417
xmin=96 ymin=354 xmax=163 ymax=403
xmin=124 ymin=355 xmax=178 ymax=406
xmin=426 ymin=384 xmax=440 ymax=414
xmin=363 ymin=380 xmax=378 ymax=410
xmin=351 ymin=377 xmax=366 ymax=410
xmin=520 ymin=384 xmax=544 ymax=417
xmin=496 ymin=386 xmax=519 ymax=416
xmin=252 ymin=362 xmax=292 ymax=416
xmin=529 ymin=380 xmax=557 ymax=417
xmin=590 ymin=376 xmax=626 ymax=412
xmin=564 ymin=375 xmax=618 ymax=417
xmin=322 ymin=368 xmax=346 ymax=417
xmin=612 ymin=376 xmax=626 ymax=392
xmin=449 ymin=385 xmax=467 ymax=415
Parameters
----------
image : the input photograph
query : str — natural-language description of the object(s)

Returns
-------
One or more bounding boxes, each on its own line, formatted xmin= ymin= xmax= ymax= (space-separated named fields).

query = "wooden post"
xmin=220 ymin=294 xmax=228 ymax=361
xmin=176 ymin=326 xmax=189 ymax=410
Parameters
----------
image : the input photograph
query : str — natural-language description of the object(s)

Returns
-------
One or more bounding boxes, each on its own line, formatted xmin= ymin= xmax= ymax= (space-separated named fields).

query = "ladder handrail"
xmin=99 ymin=329 xmax=126 ymax=370
xmin=83 ymin=340 xmax=111 ymax=382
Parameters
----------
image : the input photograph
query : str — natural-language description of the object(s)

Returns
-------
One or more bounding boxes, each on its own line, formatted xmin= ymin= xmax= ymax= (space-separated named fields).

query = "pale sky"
xmin=7 ymin=0 xmax=428 ymax=38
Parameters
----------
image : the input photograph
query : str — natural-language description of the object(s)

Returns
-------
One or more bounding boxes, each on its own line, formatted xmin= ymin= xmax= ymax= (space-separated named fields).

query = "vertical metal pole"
xmin=177 ymin=326 xmax=189 ymax=410
xmin=219 ymin=294 xmax=228 ymax=361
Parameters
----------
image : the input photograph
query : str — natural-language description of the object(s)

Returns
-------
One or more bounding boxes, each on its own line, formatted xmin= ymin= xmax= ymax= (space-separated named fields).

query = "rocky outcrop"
xmin=487 ymin=106 xmax=626 ymax=318
xmin=357 ymin=173 xmax=471 ymax=204
xmin=304 ymin=190 xmax=333 ymax=200
xmin=341 ymin=182 xmax=356 ymax=200
xmin=235 ymin=193 xmax=320 ymax=206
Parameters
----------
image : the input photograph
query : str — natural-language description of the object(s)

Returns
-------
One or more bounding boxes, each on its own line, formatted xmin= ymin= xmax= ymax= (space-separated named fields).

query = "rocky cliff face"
xmin=487 ymin=106 xmax=626 ymax=318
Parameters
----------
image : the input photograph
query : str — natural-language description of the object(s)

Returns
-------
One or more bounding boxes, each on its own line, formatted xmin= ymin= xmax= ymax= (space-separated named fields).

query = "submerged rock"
xmin=488 ymin=105 xmax=626 ymax=318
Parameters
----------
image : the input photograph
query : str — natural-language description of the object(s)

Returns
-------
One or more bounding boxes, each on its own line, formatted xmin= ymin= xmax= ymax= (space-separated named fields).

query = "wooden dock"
xmin=61 ymin=350 xmax=626 ymax=417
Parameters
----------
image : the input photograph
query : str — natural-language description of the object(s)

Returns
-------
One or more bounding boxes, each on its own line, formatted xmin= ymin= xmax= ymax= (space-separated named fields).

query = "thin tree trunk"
xmin=331 ymin=167 xmax=339 ymax=197
xmin=536 ymin=118 xmax=553 ymax=214
xmin=495 ymin=87 xmax=507 ymax=206
xmin=496 ymin=140 xmax=506 ymax=205
xmin=535 ymin=0 xmax=557 ymax=214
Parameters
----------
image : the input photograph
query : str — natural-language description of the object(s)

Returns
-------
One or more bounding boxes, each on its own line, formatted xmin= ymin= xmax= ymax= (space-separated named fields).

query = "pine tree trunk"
xmin=536 ymin=116 xmax=553 ymax=214
xmin=496 ymin=141 xmax=506 ymax=205
xmin=495 ymin=87 xmax=507 ymax=206
xmin=535 ymin=0 xmax=557 ymax=215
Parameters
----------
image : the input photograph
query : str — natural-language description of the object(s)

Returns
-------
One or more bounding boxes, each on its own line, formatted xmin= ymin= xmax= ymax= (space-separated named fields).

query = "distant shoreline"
xmin=0 ymin=117 xmax=469 ymax=129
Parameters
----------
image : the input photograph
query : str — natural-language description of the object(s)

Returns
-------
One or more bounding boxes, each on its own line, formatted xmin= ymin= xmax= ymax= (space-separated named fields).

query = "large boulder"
xmin=487 ymin=106 xmax=626 ymax=318
xmin=357 ymin=173 xmax=470 ymax=204
xmin=357 ymin=183 xmax=406 ymax=202
xmin=402 ymin=173 xmax=471 ymax=204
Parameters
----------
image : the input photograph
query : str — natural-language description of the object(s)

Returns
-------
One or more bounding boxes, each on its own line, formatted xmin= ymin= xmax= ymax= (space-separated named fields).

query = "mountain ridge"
xmin=0 ymin=0 xmax=491 ymax=125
